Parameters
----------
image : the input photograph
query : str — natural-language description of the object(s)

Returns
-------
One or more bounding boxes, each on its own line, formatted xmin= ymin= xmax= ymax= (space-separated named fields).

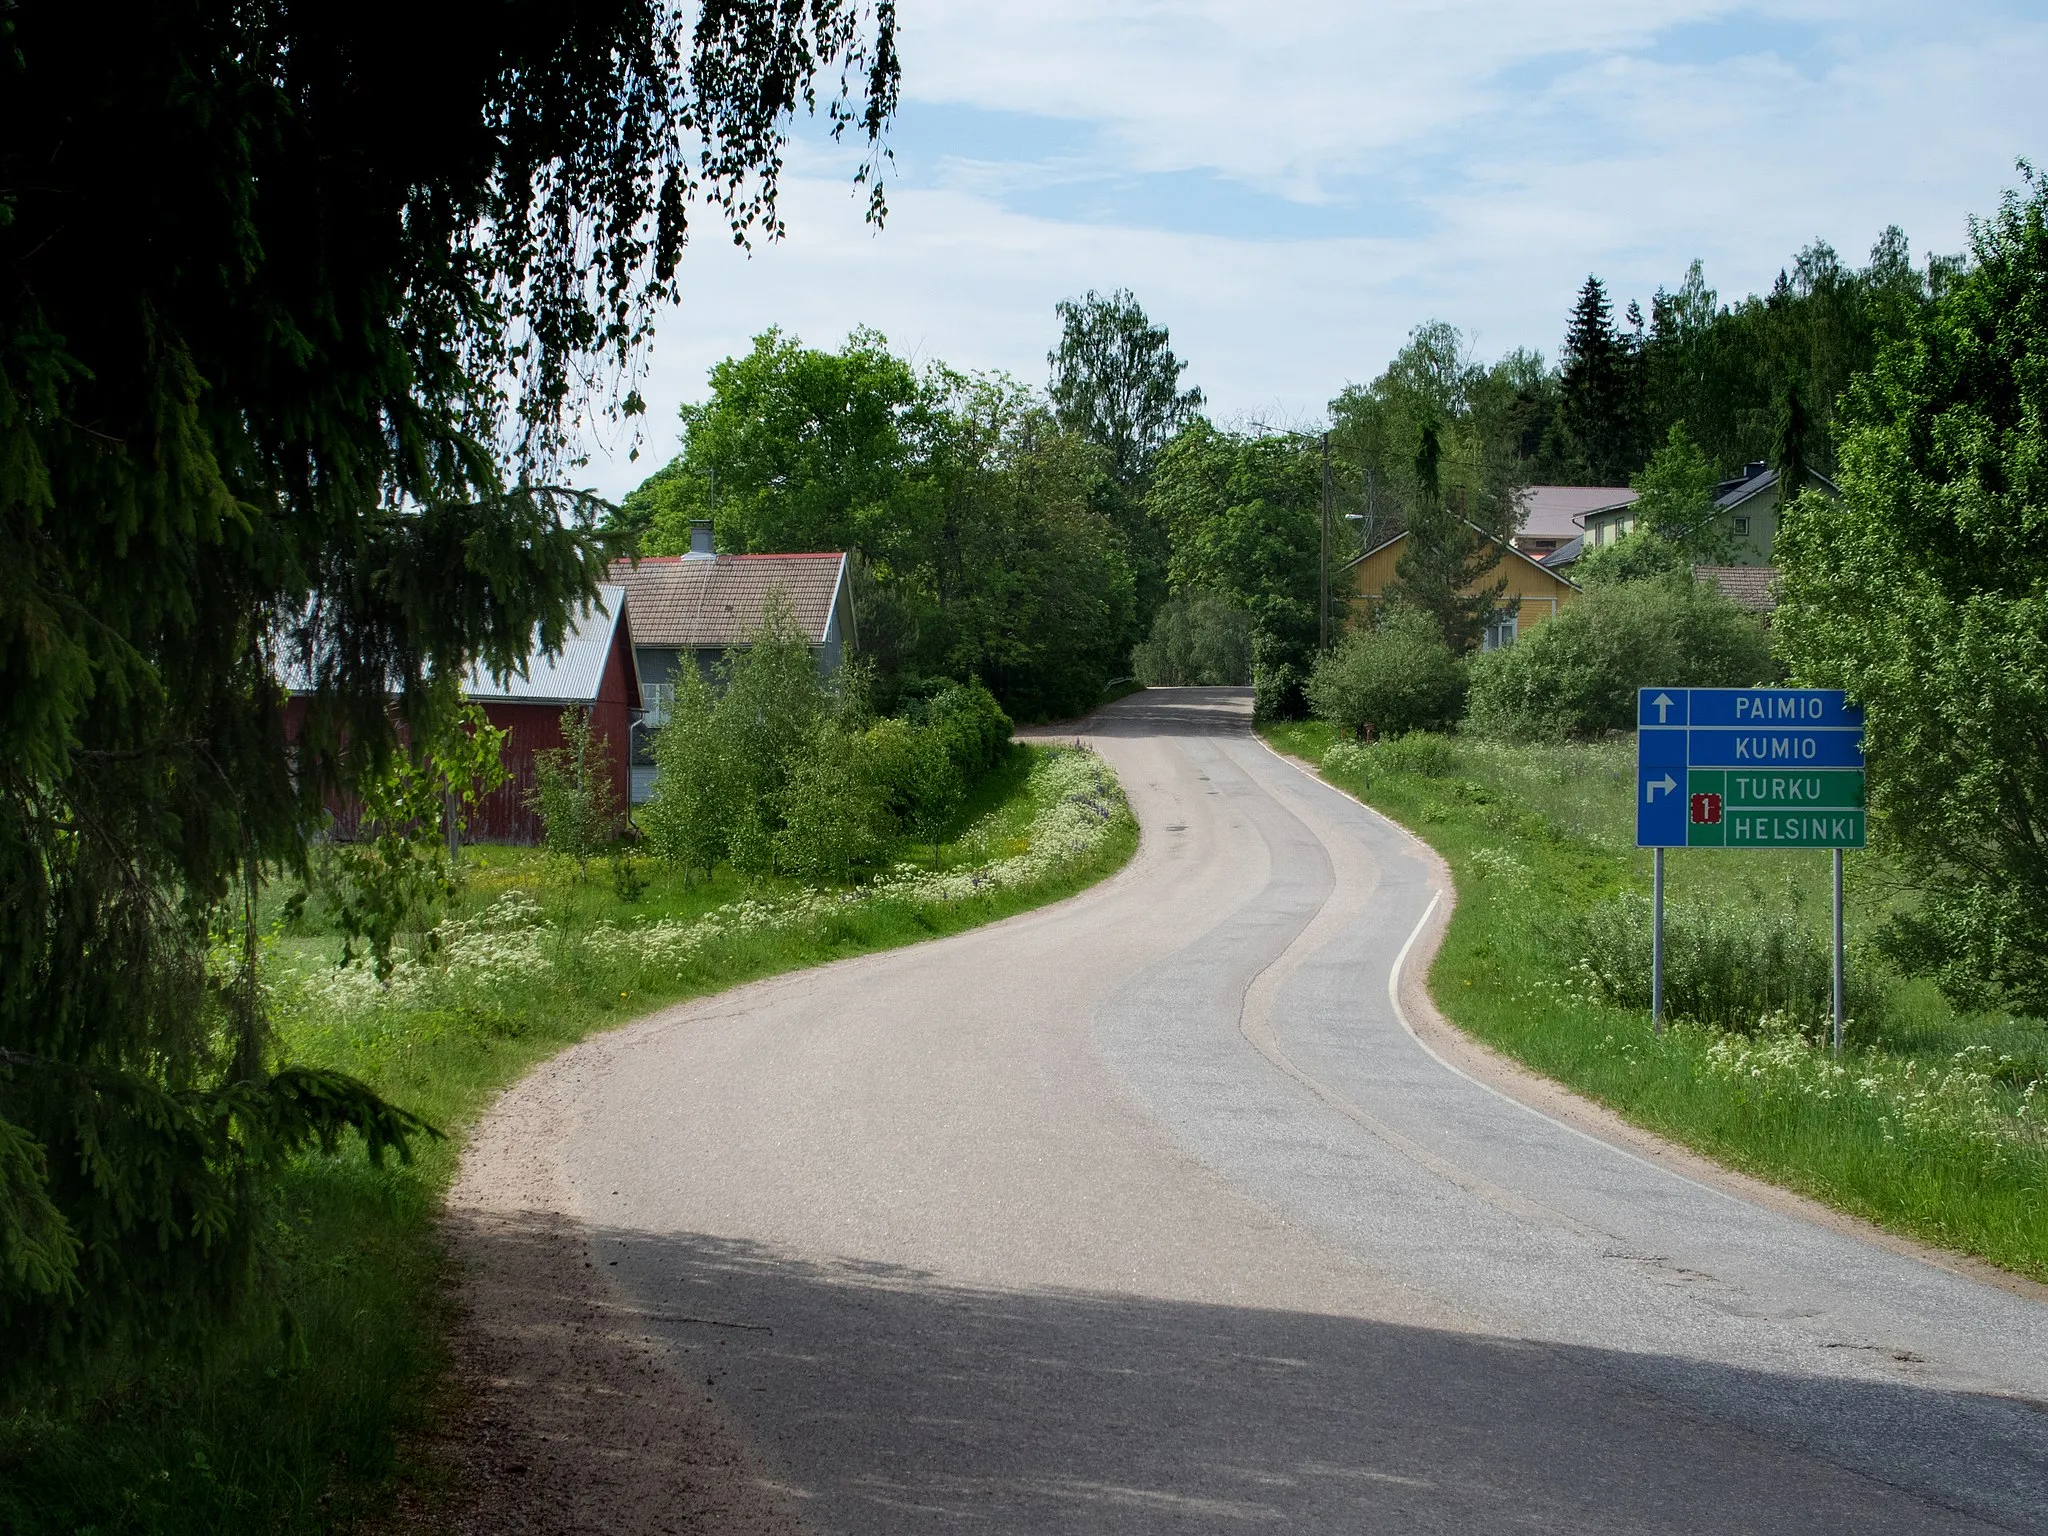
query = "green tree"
xmin=0 ymin=0 xmax=896 ymax=1359
xmin=775 ymin=727 xmax=894 ymax=881
xmin=1047 ymin=289 xmax=1204 ymax=486
xmin=640 ymin=664 xmax=735 ymax=884
xmin=1642 ymin=233 xmax=1944 ymax=481
xmin=714 ymin=591 xmax=830 ymax=870
xmin=1046 ymin=288 xmax=1203 ymax=630
xmin=527 ymin=707 xmax=624 ymax=880
xmin=1307 ymin=610 xmax=1467 ymax=738
xmin=1466 ymin=574 xmax=1773 ymax=741
xmin=1776 ymin=168 xmax=2048 ymax=1011
xmin=929 ymin=383 xmax=1135 ymax=721
xmin=1571 ymin=423 xmax=1725 ymax=586
xmin=318 ymin=704 xmax=510 ymax=980
xmin=1150 ymin=421 xmax=1322 ymax=718
xmin=1131 ymin=589 xmax=1253 ymax=686
xmin=1560 ymin=276 xmax=1647 ymax=482
xmin=1382 ymin=421 xmax=1510 ymax=654
xmin=639 ymin=327 xmax=935 ymax=568
xmin=1327 ymin=322 xmax=1535 ymax=555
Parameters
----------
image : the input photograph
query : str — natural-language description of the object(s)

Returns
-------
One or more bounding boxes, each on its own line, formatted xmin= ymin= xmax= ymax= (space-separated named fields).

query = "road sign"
xmin=1635 ymin=688 xmax=1865 ymax=849
xmin=1636 ymin=687 xmax=1865 ymax=1060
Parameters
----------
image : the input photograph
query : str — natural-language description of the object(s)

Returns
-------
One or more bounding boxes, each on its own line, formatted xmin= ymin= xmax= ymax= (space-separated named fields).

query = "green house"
xmin=1578 ymin=462 xmax=1839 ymax=566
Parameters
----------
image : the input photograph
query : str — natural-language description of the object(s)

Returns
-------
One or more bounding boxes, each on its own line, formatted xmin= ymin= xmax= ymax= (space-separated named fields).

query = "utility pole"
xmin=1319 ymin=432 xmax=1332 ymax=651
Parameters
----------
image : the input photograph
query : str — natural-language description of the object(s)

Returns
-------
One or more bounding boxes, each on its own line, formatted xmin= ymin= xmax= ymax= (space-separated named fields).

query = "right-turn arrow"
xmin=1647 ymin=773 xmax=1677 ymax=801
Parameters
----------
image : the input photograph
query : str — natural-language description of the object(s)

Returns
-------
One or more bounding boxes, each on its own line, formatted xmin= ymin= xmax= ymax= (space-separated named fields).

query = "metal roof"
xmin=1517 ymin=485 xmax=1639 ymax=538
xmin=610 ymin=553 xmax=847 ymax=648
xmin=461 ymin=584 xmax=633 ymax=703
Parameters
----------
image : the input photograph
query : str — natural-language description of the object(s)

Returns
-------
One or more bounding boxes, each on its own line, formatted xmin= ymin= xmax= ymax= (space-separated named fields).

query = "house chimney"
xmin=685 ymin=519 xmax=715 ymax=560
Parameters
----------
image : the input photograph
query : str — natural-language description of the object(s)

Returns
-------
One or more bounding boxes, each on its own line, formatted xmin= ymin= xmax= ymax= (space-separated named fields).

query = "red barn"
xmin=459 ymin=583 xmax=642 ymax=844
xmin=281 ymin=584 xmax=641 ymax=846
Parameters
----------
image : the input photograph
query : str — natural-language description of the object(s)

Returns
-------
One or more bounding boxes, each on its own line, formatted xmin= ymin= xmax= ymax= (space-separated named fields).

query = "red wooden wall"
xmin=286 ymin=607 xmax=639 ymax=847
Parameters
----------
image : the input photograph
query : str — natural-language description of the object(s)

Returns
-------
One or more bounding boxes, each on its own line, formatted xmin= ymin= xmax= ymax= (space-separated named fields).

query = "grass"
xmin=2 ymin=743 xmax=1136 ymax=1535
xmin=1264 ymin=720 xmax=2048 ymax=1282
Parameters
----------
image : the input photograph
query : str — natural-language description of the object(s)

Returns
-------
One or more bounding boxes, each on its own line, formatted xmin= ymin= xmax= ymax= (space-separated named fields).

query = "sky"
xmin=574 ymin=0 xmax=2048 ymax=499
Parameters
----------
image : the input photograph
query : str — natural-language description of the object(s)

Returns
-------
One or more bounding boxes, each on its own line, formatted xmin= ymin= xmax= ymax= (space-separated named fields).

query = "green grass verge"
xmin=2 ymin=743 xmax=1135 ymax=1535
xmin=1263 ymin=720 xmax=2048 ymax=1282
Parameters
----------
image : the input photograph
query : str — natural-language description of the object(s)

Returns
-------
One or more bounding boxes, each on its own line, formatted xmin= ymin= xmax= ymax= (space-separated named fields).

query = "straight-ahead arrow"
xmin=1647 ymin=773 xmax=1677 ymax=802
xmin=1653 ymin=692 xmax=1676 ymax=723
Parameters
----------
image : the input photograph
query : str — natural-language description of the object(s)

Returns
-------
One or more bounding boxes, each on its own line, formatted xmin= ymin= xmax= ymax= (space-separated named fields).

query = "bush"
xmin=1571 ymin=530 xmax=1689 ymax=588
xmin=525 ymin=706 xmax=623 ymax=879
xmin=1465 ymin=573 xmax=1773 ymax=741
xmin=644 ymin=613 xmax=1013 ymax=882
xmin=637 ymin=665 xmax=732 ymax=883
xmin=1132 ymin=589 xmax=1253 ymax=686
xmin=1307 ymin=609 xmax=1467 ymax=739
xmin=921 ymin=679 xmax=1012 ymax=780
xmin=1322 ymin=732 xmax=1459 ymax=786
xmin=775 ymin=728 xmax=895 ymax=881
xmin=1564 ymin=891 xmax=1888 ymax=1035
xmin=861 ymin=715 xmax=965 ymax=857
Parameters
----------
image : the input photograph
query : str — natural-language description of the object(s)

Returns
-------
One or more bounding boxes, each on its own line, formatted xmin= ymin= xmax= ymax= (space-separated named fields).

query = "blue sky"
xmin=576 ymin=0 xmax=2048 ymax=497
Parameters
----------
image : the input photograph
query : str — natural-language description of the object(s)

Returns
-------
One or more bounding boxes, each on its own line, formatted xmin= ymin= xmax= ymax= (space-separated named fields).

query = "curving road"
xmin=537 ymin=689 xmax=2045 ymax=1533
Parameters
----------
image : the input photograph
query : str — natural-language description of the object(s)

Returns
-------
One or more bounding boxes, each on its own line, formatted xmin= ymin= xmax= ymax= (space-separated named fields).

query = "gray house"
xmin=608 ymin=520 xmax=856 ymax=802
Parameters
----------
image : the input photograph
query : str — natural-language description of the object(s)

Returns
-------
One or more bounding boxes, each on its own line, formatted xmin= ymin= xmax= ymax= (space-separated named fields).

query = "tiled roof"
xmin=1695 ymin=565 xmax=1779 ymax=614
xmin=1517 ymin=485 xmax=1639 ymax=539
xmin=609 ymin=553 xmax=847 ymax=648
xmin=462 ymin=584 xmax=634 ymax=703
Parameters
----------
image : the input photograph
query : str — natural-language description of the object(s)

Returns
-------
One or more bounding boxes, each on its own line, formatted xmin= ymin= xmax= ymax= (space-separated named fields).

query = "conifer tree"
xmin=1560 ymin=276 xmax=1647 ymax=482
xmin=1384 ymin=422 xmax=1510 ymax=653
xmin=0 ymin=0 xmax=898 ymax=1363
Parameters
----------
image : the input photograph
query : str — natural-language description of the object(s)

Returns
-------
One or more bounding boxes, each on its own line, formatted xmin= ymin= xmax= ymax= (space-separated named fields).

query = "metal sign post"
xmin=1652 ymin=847 xmax=1665 ymax=1034
xmin=1833 ymin=847 xmax=1846 ymax=1059
xmin=1635 ymin=688 xmax=1866 ymax=1054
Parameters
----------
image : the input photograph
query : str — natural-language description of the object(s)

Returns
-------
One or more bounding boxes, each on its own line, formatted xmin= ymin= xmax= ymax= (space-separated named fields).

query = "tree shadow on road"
xmin=447 ymin=1210 xmax=2048 ymax=1536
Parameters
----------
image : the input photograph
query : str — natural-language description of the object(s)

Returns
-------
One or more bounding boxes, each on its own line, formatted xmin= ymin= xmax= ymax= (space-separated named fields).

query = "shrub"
xmin=1563 ymin=890 xmax=1889 ymax=1035
xmin=921 ymin=679 xmax=1012 ymax=779
xmin=1322 ymin=732 xmax=1459 ymax=787
xmin=645 ymin=620 xmax=1012 ymax=882
xmin=1307 ymin=609 xmax=1467 ymax=738
xmin=1465 ymin=573 xmax=1773 ymax=741
xmin=1571 ymin=530 xmax=1690 ymax=587
xmin=526 ymin=706 xmax=623 ymax=878
xmin=775 ymin=728 xmax=894 ymax=880
xmin=1132 ymin=588 xmax=1253 ymax=686
xmin=318 ymin=703 xmax=510 ymax=980
xmin=638 ymin=665 xmax=733 ymax=884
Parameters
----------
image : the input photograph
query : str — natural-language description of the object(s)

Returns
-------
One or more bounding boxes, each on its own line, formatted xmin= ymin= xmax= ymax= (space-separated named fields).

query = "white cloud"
xmin=574 ymin=1 xmax=2048 ymax=499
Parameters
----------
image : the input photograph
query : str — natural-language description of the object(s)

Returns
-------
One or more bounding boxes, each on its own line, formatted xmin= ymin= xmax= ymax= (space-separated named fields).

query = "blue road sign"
xmin=1635 ymin=688 xmax=1866 ymax=849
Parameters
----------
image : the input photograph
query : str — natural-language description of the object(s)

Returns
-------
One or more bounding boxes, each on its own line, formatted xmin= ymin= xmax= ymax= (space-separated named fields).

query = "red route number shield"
xmin=1690 ymin=792 xmax=1724 ymax=825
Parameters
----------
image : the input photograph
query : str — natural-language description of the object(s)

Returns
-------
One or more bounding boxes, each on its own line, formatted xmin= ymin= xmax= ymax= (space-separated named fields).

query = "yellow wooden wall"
xmin=1341 ymin=535 xmax=1579 ymax=634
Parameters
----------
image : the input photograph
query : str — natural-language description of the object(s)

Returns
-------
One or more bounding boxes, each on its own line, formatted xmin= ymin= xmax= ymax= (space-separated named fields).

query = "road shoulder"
xmin=1256 ymin=734 xmax=2048 ymax=1308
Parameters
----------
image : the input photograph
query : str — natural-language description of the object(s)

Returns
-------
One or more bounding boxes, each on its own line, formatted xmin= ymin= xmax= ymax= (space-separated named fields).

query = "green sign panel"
xmin=1683 ymin=769 xmax=1866 ymax=847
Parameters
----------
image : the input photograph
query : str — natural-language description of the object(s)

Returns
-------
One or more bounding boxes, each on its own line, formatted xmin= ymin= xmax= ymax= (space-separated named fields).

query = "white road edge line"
xmin=1250 ymin=731 xmax=1756 ymax=1211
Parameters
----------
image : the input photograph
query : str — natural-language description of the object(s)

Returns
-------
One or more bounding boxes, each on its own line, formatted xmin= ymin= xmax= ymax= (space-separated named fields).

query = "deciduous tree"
xmin=1776 ymin=167 xmax=2048 ymax=1011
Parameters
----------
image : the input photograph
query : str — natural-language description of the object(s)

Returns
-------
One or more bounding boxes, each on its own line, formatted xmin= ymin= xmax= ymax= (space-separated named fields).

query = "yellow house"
xmin=1340 ymin=525 xmax=1581 ymax=649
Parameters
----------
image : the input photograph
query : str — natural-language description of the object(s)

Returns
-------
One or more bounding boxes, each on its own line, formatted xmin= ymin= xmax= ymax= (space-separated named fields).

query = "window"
xmin=1483 ymin=613 xmax=1520 ymax=651
xmin=1733 ymin=516 xmax=1750 ymax=537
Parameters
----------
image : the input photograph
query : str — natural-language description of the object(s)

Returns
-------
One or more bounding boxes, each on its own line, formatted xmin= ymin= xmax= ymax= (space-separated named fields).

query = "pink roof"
xmin=1517 ymin=485 xmax=1639 ymax=540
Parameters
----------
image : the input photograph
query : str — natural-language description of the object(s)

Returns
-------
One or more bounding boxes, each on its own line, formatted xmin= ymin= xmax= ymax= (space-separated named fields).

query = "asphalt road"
xmin=551 ymin=688 xmax=2047 ymax=1533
